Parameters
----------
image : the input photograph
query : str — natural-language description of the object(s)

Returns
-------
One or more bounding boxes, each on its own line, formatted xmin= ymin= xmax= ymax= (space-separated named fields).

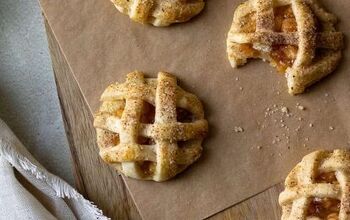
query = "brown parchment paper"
xmin=39 ymin=0 xmax=350 ymax=219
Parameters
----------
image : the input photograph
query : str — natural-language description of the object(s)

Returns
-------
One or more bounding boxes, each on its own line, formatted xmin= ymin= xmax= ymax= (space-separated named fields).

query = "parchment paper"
xmin=39 ymin=0 xmax=350 ymax=219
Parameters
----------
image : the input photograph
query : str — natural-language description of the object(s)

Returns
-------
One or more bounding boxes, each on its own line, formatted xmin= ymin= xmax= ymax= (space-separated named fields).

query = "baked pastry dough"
xmin=227 ymin=0 xmax=343 ymax=95
xmin=279 ymin=150 xmax=350 ymax=220
xmin=111 ymin=0 xmax=205 ymax=26
xmin=94 ymin=71 xmax=208 ymax=181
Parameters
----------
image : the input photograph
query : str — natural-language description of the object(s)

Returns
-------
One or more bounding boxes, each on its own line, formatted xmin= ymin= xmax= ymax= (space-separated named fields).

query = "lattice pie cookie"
xmin=111 ymin=0 xmax=205 ymax=26
xmin=279 ymin=150 xmax=350 ymax=219
xmin=227 ymin=0 xmax=343 ymax=95
xmin=94 ymin=71 xmax=208 ymax=181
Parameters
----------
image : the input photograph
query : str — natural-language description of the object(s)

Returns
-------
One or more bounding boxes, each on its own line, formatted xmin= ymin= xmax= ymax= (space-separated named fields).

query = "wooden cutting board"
xmin=43 ymin=14 xmax=284 ymax=220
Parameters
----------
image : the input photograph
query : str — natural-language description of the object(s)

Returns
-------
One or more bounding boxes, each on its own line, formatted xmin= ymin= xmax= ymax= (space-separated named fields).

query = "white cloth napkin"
xmin=0 ymin=119 xmax=109 ymax=220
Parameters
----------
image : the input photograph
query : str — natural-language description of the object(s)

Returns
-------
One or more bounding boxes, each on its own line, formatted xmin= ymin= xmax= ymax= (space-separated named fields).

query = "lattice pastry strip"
xmin=111 ymin=0 xmax=205 ymax=26
xmin=227 ymin=0 xmax=344 ymax=95
xmin=279 ymin=150 xmax=350 ymax=220
xmin=94 ymin=71 xmax=208 ymax=181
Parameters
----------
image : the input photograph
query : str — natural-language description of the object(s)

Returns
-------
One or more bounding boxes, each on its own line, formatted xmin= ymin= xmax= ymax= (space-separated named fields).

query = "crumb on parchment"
xmin=234 ymin=126 xmax=244 ymax=133
xmin=255 ymin=101 xmax=334 ymax=151
xmin=281 ymin=106 xmax=289 ymax=113
xmin=297 ymin=105 xmax=305 ymax=110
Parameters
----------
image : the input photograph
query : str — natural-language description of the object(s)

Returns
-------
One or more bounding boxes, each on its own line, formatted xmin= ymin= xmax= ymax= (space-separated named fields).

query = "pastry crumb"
xmin=281 ymin=106 xmax=289 ymax=114
xmin=234 ymin=126 xmax=244 ymax=133
xmin=297 ymin=105 xmax=305 ymax=110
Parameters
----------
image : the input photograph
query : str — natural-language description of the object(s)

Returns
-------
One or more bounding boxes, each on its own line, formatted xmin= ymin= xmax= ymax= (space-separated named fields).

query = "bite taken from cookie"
xmin=227 ymin=0 xmax=343 ymax=95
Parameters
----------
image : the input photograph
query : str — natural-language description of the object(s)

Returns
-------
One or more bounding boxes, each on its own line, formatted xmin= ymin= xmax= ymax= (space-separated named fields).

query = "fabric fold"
xmin=0 ymin=119 xmax=109 ymax=220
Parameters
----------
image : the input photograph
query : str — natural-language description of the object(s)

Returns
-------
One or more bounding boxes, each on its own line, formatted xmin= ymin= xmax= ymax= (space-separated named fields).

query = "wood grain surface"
xmin=45 ymin=19 xmax=141 ymax=220
xmin=44 ymin=17 xmax=284 ymax=220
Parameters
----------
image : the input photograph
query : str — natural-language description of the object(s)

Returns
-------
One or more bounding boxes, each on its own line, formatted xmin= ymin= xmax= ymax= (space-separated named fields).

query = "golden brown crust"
xmin=93 ymin=71 xmax=208 ymax=181
xmin=111 ymin=0 xmax=205 ymax=26
xmin=279 ymin=150 xmax=350 ymax=220
xmin=227 ymin=0 xmax=344 ymax=95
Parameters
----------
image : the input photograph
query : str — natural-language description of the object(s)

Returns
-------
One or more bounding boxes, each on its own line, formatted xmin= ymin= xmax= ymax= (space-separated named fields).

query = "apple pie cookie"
xmin=93 ymin=71 xmax=208 ymax=181
xmin=279 ymin=150 xmax=350 ymax=219
xmin=111 ymin=0 xmax=205 ymax=26
xmin=227 ymin=0 xmax=344 ymax=95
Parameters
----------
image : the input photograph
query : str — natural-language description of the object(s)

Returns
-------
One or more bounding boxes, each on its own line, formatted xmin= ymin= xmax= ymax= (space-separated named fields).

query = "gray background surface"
xmin=0 ymin=0 xmax=74 ymax=185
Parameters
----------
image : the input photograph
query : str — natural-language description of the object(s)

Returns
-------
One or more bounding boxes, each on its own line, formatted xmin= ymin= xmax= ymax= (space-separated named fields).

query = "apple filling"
xmin=270 ymin=5 xmax=298 ymax=73
xmin=307 ymin=172 xmax=340 ymax=219
xmin=270 ymin=45 xmax=298 ymax=73
xmin=177 ymin=107 xmax=195 ymax=123
xmin=307 ymin=197 xmax=340 ymax=219
xmin=274 ymin=5 xmax=297 ymax=33
xmin=237 ymin=6 xmax=298 ymax=73
xmin=315 ymin=171 xmax=338 ymax=184
xmin=138 ymin=101 xmax=156 ymax=145
xmin=136 ymin=160 xmax=156 ymax=177
xmin=113 ymin=108 xmax=124 ymax=118
xmin=140 ymin=101 xmax=155 ymax=124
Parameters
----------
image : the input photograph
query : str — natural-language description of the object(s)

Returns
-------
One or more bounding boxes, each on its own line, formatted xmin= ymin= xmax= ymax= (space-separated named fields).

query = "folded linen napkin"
xmin=0 ymin=118 xmax=109 ymax=220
